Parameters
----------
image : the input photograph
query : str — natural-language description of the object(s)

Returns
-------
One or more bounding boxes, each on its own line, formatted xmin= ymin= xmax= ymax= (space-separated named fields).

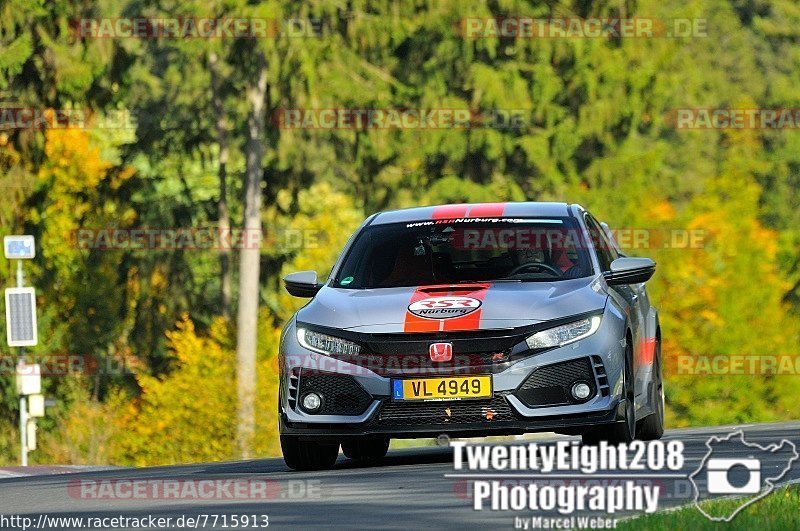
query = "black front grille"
xmin=515 ymin=357 xmax=596 ymax=407
xmin=363 ymin=332 xmax=521 ymax=356
xmin=298 ymin=370 xmax=373 ymax=415
xmin=299 ymin=322 xmax=541 ymax=377
xmin=344 ymin=329 xmax=529 ymax=376
xmin=375 ymin=393 xmax=518 ymax=426
xmin=343 ymin=350 xmax=512 ymax=377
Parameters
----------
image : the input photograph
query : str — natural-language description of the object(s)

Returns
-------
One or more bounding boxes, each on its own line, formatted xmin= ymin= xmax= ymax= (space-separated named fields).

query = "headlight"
xmin=525 ymin=316 xmax=602 ymax=350
xmin=297 ymin=328 xmax=361 ymax=356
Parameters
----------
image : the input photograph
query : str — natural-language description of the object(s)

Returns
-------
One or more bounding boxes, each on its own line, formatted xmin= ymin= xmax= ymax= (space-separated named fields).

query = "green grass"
xmin=389 ymin=438 xmax=438 ymax=450
xmin=619 ymin=485 xmax=800 ymax=530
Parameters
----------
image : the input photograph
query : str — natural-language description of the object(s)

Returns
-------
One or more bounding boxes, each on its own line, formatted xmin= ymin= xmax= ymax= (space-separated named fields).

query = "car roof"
xmin=370 ymin=202 xmax=577 ymax=225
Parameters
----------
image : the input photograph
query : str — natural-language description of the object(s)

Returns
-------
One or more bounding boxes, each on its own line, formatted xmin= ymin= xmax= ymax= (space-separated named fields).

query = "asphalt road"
xmin=0 ymin=421 xmax=798 ymax=530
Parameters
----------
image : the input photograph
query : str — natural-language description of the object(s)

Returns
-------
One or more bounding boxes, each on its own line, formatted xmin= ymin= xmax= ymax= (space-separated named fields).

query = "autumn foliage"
xmin=2 ymin=0 xmax=800 ymax=465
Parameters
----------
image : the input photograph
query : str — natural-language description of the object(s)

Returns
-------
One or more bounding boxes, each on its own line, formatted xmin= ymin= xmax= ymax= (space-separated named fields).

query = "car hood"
xmin=296 ymin=276 xmax=607 ymax=333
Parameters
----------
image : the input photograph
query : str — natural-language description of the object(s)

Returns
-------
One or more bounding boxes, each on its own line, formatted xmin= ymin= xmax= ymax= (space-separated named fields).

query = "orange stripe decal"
xmin=641 ymin=337 xmax=657 ymax=364
xmin=430 ymin=203 xmax=507 ymax=220
xmin=468 ymin=203 xmax=507 ymax=218
xmin=404 ymin=288 xmax=443 ymax=333
xmin=432 ymin=204 xmax=469 ymax=219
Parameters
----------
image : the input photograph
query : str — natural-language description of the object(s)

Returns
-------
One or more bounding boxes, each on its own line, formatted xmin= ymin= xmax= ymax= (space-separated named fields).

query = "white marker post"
xmin=19 ymin=395 xmax=26 ymax=467
xmin=28 ymin=393 xmax=44 ymax=452
xmin=15 ymin=362 xmax=41 ymax=466
xmin=4 ymin=235 xmax=39 ymax=466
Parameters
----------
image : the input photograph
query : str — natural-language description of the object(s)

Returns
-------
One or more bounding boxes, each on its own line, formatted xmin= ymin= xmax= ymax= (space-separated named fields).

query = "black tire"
xmin=637 ymin=335 xmax=665 ymax=440
xmin=342 ymin=437 xmax=390 ymax=460
xmin=281 ymin=435 xmax=339 ymax=471
xmin=582 ymin=336 xmax=636 ymax=445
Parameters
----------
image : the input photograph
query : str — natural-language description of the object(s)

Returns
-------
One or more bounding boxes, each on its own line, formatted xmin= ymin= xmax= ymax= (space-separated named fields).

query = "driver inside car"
xmin=508 ymin=233 xmax=584 ymax=279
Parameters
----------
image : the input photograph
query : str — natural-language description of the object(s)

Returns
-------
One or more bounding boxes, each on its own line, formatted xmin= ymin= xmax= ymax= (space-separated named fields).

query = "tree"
xmin=209 ymin=50 xmax=233 ymax=320
xmin=235 ymin=46 xmax=268 ymax=458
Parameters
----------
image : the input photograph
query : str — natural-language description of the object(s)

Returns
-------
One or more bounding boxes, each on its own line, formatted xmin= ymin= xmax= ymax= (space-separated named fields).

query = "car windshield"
xmin=333 ymin=217 xmax=594 ymax=288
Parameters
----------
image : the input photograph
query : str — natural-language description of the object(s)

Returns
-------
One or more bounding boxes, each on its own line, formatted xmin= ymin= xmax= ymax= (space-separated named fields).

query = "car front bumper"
xmin=279 ymin=306 xmax=628 ymax=440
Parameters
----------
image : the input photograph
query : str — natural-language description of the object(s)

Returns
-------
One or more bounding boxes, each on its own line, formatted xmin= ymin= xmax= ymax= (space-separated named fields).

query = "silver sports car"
xmin=278 ymin=202 xmax=663 ymax=470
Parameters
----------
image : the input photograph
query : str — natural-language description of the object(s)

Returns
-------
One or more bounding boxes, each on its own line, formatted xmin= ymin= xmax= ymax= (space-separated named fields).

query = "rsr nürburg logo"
xmin=408 ymin=296 xmax=482 ymax=319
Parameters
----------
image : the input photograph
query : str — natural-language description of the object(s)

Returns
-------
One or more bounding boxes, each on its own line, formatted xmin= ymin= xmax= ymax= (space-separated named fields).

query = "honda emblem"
xmin=429 ymin=342 xmax=453 ymax=362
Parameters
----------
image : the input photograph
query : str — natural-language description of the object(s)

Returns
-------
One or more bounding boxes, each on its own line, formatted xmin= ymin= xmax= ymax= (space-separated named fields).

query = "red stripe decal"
xmin=640 ymin=338 xmax=656 ymax=364
xmin=432 ymin=204 xmax=469 ymax=219
xmin=468 ymin=202 xmax=507 ymax=218
xmin=404 ymin=284 xmax=491 ymax=333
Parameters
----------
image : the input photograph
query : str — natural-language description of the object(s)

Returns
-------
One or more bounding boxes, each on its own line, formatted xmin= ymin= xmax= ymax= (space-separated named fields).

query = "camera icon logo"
xmin=706 ymin=458 xmax=760 ymax=494
xmin=689 ymin=431 xmax=798 ymax=522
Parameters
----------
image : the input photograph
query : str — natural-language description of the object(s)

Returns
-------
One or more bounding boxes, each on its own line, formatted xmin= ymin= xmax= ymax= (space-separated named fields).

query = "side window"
xmin=584 ymin=214 xmax=617 ymax=272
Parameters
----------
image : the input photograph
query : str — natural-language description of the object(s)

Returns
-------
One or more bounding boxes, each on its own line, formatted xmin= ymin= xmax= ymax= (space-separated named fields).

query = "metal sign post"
xmin=5 ymin=235 xmax=41 ymax=466
xmin=19 ymin=396 xmax=27 ymax=466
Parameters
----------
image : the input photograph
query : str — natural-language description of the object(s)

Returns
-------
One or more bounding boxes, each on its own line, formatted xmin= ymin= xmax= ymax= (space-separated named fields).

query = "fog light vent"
xmin=301 ymin=392 xmax=323 ymax=413
xmin=571 ymin=382 xmax=592 ymax=401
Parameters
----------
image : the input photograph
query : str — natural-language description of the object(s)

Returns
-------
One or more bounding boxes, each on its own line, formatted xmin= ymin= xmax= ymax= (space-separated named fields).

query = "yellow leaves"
xmin=31 ymin=128 xmax=133 ymax=288
xmin=755 ymin=226 xmax=780 ymax=262
xmin=274 ymin=182 xmax=363 ymax=320
xmin=91 ymin=314 xmax=281 ymax=465
xmin=41 ymin=128 xmax=109 ymax=190
xmin=698 ymin=309 xmax=723 ymax=327
xmin=648 ymin=201 xmax=675 ymax=222
xmin=149 ymin=268 xmax=168 ymax=291
xmin=38 ymin=388 xmax=128 ymax=465
xmin=651 ymin=163 xmax=800 ymax=427
xmin=275 ymin=187 xmax=293 ymax=211
xmin=110 ymin=165 xmax=136 ymax=191
xmin=110 ymin=315 xmax=237 ymax=464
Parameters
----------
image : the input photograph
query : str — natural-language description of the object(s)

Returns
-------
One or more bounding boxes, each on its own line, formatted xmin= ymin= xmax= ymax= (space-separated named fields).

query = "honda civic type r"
xmin=278 ymin=202 xmax=664 ymax=470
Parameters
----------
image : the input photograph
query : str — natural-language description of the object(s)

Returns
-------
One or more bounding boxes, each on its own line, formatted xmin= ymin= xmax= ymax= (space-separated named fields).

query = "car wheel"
xmin=341 ymin=437 xmax=390 ymax=460
xmin=637 ymin=335 xmax=665 ymax=440
xmin=281 ymin=435 xmax=339 ymax=471
xmin=582 ymin=337 xmax=635 ymax=445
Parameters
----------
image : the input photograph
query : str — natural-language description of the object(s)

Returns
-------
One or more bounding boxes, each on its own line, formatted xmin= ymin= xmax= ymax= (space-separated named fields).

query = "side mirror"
xmin=284 ymin=271 xmax=322 ymax=297
xmin=604 ymin=257 xmax=656 ymax=285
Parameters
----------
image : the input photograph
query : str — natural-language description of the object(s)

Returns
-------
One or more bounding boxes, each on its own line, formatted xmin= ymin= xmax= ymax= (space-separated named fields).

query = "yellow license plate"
xmin=392 ymin=376 xmax=492 ymax=401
